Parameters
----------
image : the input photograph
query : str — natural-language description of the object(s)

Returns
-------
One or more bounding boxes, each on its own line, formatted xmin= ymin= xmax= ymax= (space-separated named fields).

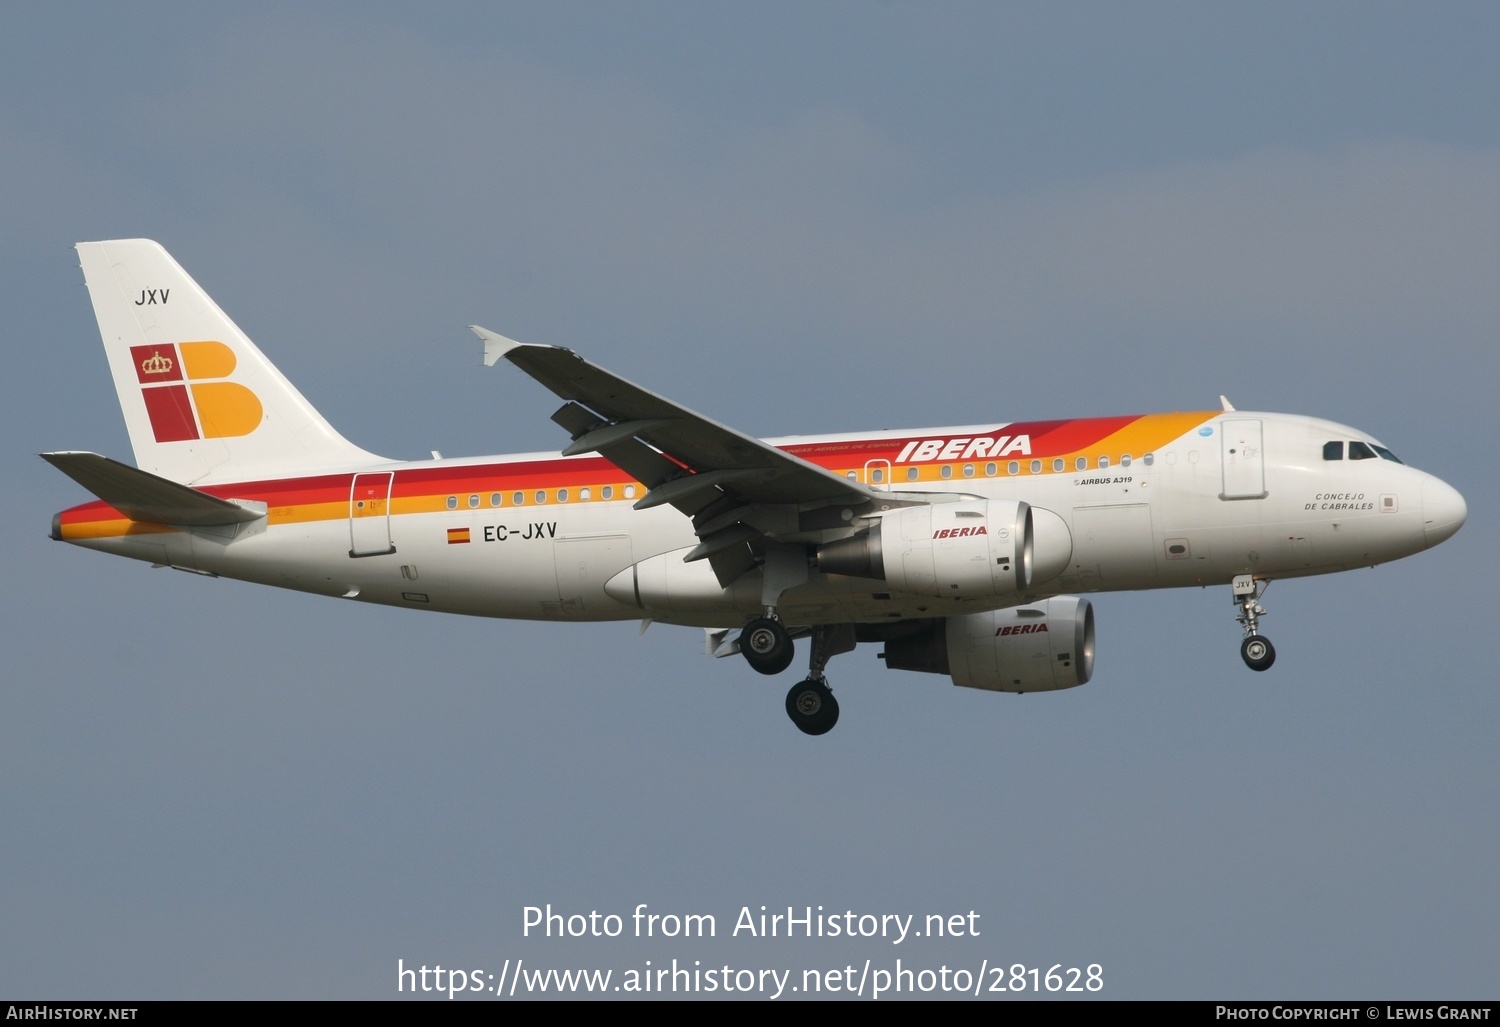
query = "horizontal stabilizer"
xmin=41 ymin=452 xmax=264 ymax=526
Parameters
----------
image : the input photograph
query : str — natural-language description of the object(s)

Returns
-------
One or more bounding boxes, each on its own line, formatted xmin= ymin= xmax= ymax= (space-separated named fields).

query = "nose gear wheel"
xmin=1240 ymin=634 xmax=1276 ymax=671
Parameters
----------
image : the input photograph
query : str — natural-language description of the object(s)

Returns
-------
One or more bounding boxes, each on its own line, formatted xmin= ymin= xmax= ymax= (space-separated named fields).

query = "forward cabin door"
xmin=1220 ymin=419 xmax=1267 ymax=500
xmin=349 ymin=472 xmax=396 ymax=556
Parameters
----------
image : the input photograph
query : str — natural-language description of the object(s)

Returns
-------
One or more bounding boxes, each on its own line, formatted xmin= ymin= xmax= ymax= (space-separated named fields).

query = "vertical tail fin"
xmin=75 ymin=239 xmax=381 ymax=484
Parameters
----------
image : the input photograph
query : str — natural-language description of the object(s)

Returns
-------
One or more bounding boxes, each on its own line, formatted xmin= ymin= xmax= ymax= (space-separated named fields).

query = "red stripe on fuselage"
xmin=54 ymin=414 xmax=1172 ymax=528
xmin=1026 ymin=415 xmax=1141 ymax=454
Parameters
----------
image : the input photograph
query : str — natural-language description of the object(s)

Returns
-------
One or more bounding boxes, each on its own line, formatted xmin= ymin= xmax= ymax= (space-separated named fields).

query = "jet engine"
xmin=880 ymin=596 xmax=1095 ymax=692
xmin=816 ymin=499 xmax=1072 ymax=599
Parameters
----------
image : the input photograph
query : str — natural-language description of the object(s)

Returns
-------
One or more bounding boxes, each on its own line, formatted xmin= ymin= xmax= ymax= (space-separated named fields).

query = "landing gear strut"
xmin=784 ymin=624 xmax=856 ymax=736
xmin=740 ymin=545 xmax=808 ymax=677
xmin=1232 ymin=574 xmax=1276 ymax=672
xmin=737 ymin=546 xmax=856 ymax=734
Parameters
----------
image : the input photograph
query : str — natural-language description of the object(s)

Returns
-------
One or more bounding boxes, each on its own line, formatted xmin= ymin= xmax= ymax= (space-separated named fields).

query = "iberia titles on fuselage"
xmin=46 ymin=240 xmax=1467 ymax=735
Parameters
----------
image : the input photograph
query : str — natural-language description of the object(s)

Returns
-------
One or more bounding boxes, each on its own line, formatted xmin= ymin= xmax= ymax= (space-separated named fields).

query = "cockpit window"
xmin=1327 ymin=438 xmax=1403 ymax=463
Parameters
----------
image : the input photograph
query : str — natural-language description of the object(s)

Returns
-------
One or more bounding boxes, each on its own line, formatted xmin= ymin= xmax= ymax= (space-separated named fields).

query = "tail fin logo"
xmin=128 ymin=341 xmax=264 ymax=443
xmin=140 ymin=350 xmax=175 ymax=376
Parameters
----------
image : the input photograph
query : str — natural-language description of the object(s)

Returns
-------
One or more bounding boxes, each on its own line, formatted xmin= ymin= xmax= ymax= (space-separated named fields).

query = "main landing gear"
xmin=737 ymin=616 xmax=855 ymax=735
xmin=740 ymin=616 xmax=795 ymax=675
xmin=785 ymin=678 xmax=839 ymax=736
xmin=1231 ymin=574 xmax=1276 ymax=672
xmin=739 ymin=544 xmax=856 ymax=734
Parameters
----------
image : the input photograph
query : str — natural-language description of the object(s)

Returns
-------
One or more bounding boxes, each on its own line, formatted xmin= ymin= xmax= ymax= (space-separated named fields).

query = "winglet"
xmin=1220 ymin=395 xmax=1236 ymax=412
xmin=470 ymin=325 xmax=521 ymax=367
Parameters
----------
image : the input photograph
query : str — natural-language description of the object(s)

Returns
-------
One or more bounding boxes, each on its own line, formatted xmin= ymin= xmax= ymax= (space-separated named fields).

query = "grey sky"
xmin=2 ymin=3 xmax=1495 ymax=999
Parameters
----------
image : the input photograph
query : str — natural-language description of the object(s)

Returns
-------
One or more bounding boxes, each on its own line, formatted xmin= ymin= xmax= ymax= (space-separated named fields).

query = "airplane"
xmin=46 ymin=239 xmax=1468 ymax=735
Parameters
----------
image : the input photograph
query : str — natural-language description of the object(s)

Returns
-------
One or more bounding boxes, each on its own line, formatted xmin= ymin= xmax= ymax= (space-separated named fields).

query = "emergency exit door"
xmin=349 ymin=472 xmax=396 ymax=556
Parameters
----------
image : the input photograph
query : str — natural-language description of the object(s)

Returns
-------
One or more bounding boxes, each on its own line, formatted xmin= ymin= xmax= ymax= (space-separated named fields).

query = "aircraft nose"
xmin=1421 ymin=475 xmax=1467 ymax=549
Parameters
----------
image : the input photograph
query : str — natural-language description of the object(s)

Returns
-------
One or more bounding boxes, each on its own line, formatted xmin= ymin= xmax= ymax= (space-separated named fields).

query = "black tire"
xmin=1240 ymin=634 xmax=1276 ymax=672
xmin=785 ymin=679 xmax=840 ymax=735
xmin=740 ymin=617 xmax=794 ymax=675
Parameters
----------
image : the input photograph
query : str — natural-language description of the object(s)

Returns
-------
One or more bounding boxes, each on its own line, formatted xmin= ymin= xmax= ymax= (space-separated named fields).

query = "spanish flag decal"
xmin=447 ymin=527 xmax=471 ymax=545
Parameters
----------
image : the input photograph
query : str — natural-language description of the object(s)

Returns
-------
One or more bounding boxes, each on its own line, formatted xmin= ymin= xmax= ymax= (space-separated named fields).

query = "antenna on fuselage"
xmin=1220 ymin=395 xmax=1236 ymax=412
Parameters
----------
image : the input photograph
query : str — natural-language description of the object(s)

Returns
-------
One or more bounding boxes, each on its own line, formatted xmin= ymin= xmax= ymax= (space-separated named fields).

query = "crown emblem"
xmin=140 ymin=350 xmax=173 ymax=375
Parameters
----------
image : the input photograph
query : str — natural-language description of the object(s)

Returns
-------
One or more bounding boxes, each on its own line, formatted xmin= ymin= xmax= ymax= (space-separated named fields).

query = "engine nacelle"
xmin=882 ymin=596 xmax=1095 ymax=693
xmin=817 ymin=499 xmax=1072 ymax=599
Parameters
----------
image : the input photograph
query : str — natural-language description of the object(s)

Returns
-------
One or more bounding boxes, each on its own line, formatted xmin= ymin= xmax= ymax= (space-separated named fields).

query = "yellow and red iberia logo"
xmin=131 ymin=341 xmax=263 ymax=443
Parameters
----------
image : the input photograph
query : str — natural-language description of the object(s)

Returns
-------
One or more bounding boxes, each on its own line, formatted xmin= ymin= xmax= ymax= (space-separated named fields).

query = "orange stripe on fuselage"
xmin=53 ymin=414 xmax=1220 ymax=540
xmin=54 ymin=504 xmax=178 ymax=541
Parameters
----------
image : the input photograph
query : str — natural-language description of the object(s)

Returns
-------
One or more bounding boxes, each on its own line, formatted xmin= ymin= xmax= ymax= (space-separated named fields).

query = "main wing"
xmin=472 ymin=327 xmax=882 ymax=583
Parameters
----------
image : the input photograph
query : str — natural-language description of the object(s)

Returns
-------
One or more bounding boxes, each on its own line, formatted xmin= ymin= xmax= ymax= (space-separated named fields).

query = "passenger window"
xmin=535 ymin=490 xmax=547 ymax=504
xmin=468 ymin=494 xmax=480 ymax=509
xmin=601 ymin=486 xmax=614 ymax=500
xmin=513 ymin=492 xmax=525 ymax=506
xmin=1143 ymin=453 xmax=1155 ymax=466
xmin=940 ymin=465 xmax=953 ymax=479
xmin=1349 ymin=441 xmax=1376 ymax=460
xmin=1099 ymin=456 xmax=1111 ymax=469
xmin=1075 ymin=456 xmax=1087 ymax=471
xmin=1029 ymin=460 xmax=1041 ymax=474
xmin=962 ymin=464 xmax=974 ymax=478
xmin=558 ymin=489 xmax=569 ymax=503
xmin=1007 ymin=461 xmax=1019 ymax=475
xmin=1121 ymin=455 xmax=1132 ymax=467
xmin=580 ymin=487 xmax=591 ymax=501
xmin=906 ymin=466 xmax=919 ymax=481
xmin=490 ymin=493 xmax=502 ymax=507
xmin=985 ymin=462 xmax=997 ymax=477
xmin=446 ymin=496 xmax=457 ymax=510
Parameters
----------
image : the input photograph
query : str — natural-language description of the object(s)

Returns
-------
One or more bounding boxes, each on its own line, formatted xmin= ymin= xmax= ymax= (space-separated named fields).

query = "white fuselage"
xmin=59 ymin=411 xmax=1466 ymax=630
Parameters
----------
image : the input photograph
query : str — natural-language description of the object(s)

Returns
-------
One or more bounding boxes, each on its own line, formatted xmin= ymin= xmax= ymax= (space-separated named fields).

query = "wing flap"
xmin=562 ymin=418 xmax=674 ymax=457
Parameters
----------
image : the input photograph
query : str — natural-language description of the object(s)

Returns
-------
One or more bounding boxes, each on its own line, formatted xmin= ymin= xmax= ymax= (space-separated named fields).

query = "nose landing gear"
xmin=1232 ymin=574 xmax=1276 ymax=671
